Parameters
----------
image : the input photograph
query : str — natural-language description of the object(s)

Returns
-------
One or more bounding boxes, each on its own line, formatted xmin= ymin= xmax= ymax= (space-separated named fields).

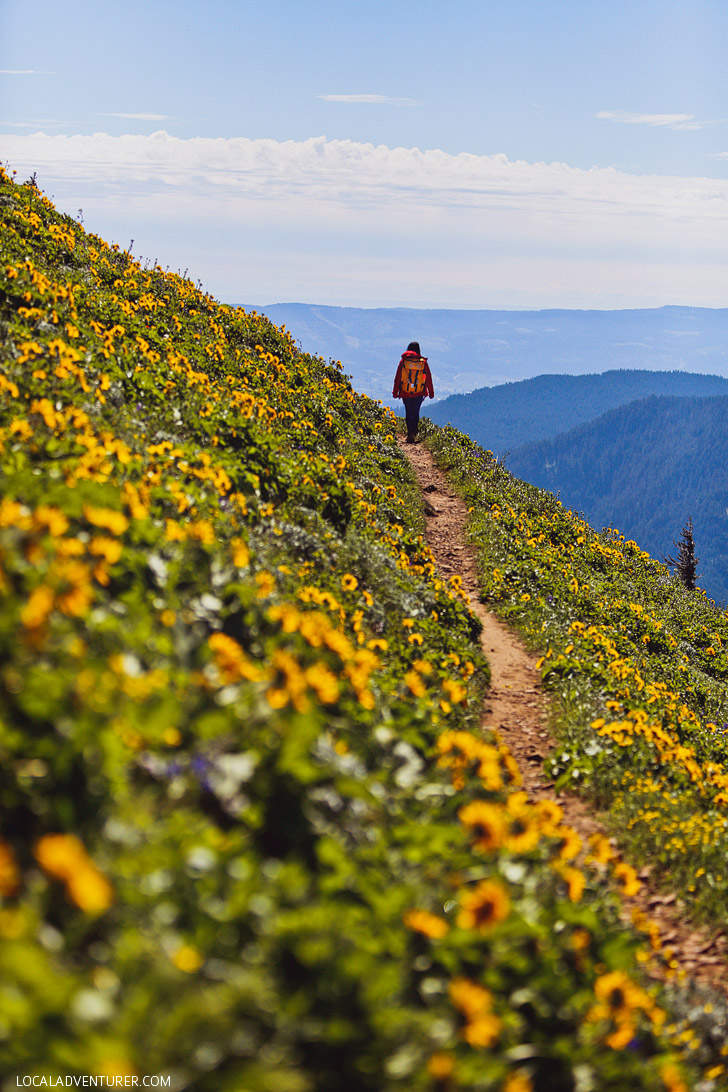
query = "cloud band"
xmin=1 ymin=130 xmax=726 ymax=307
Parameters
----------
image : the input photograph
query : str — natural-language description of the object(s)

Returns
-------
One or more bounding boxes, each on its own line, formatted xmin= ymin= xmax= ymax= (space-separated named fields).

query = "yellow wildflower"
xmin=449 ymin=977 xmax=502 ymax=1048
xmin=208 ymin=632 xmax=264 ymax=682
xmin=442 ymin=678 xmax=467 ymax=703
xmin=458 ymin=800 xmax=507 ymax=852
xmin=305 ymin=662 xmax=340 ymax=704
xmin=660 ymin=1064 xmax=688 ymax=1092
xmin=405 ymin=670 xmax=426 ymax=697
xmin=34 ymin=834 xmax=113 ymax=914
xmin=232 ymin=539 xmax=250 ymax=567
xmin=449 ymin=977 xmax=493 ymax=1020
xmin=255 ymin=570 xmax=276 ymax=598
xmin=173 ymin=945 xmax=203 ymax=973
xmin=21 ymin=584 xmax=54 ymax=629
xmin=458 ymin=880 xmax=510 ymax=934
xmin=89 ymin=536 xmax=123 ymax=564
xmin=403 ymin=909 xmax=449 ymax=939
xmin=83 ymin=505 xmax=129 ymax=535
xmin=502 ymin=1075 xmax=533 ymax=1092
xmin=0 ymin=840 xmax=21 ymax=896
xmin=33 ymin=505 xmax=69 ymax=536
xmin=612 ymin=860 xmax=641 ymax=897
xmin=557 ymin=865 xmax=585 ymax=902
xmin=427 ymin=1053 xmax=454 ymax=1080
xmin=66 ymin=866 xmax=114 ymax=914
xmin=553 ymin=826 xmax=582 ymax=861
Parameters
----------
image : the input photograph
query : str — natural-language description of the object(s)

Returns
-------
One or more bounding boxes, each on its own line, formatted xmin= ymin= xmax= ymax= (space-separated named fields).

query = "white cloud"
xmin=317 ymin=93 xmax=422 ymax=106
xmin=2 ymin=129 xmax=722 ymax=227
xmin=98 ymin=113 xmax=172 ymax=121
xmin=1 ymin=131 xmax=726 ymax=308
xmin=596 ymin=110 xmax=722 ymax=131
xmin=0 ymin=69 xmax=58 ymax=75
xmin=1 ymin=118 xmax=71 ymax=128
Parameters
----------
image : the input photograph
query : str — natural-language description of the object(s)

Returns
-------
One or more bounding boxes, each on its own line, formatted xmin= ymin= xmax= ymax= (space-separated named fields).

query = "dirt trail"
xmin=401 ymin=436 xmax=728 ymax=997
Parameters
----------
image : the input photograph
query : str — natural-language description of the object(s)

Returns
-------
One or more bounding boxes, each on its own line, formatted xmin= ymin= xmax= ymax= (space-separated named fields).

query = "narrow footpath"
xmin=401 ymin=435 xmax=728 ymax=998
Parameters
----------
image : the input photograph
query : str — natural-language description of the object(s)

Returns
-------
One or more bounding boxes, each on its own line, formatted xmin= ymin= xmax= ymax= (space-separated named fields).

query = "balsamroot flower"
xmin=458 ymin=800 xmax=506 ymax=852
xmin=34 ymin=833 xmax=113 ymax=914
xmin=83 ymin=505 xmax=129 ymax=536
xmin=612 ymin=860 xmax=641 ymax=897
xmin=448 ymin=977 xmax=502 ymax=1048
xmin=208 ymin=632 xmax=265 ymax=683
xmin=0 ymin=839 xmax=21 ymax=896
xmin=457 ymin=880 xmax=510 ymax=934
xmin=587 ymin=969 xmax=665 ymax=1051
xmin=403 ymin=909 xmax=449 ymax=939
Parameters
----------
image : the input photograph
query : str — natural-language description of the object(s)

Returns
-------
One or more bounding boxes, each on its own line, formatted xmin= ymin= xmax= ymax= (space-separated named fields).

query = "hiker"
xmin=393 ymin=341 xmax=434 ymax=443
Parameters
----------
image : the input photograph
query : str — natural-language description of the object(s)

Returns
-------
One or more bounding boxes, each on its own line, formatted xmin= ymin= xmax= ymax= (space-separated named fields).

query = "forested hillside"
xmin=429 ymin=370 xmax=728 ymax=455
xmin=3 ymin=169 xmax=728 ymax=1091
xmin=507 ymin=394 xmax=728 ymax=603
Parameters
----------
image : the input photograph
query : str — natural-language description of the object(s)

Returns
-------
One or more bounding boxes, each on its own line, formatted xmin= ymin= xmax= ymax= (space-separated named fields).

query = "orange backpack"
xmin=400 ymin=355 xmax=428 ymax=396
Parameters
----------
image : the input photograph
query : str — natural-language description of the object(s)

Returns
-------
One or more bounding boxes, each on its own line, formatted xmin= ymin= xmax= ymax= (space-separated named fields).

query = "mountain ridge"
xmin=248 ymin=302 xmax=728 ymax=407
xmin=429 ymin=368 xmax=728 ymax=454
xmin=507 ymin=391 xmax=728 ymax=602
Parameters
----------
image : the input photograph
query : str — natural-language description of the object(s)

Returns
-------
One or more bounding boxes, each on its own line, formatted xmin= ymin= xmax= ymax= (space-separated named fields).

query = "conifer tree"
xmin=664 ymin=517 xmax=699 ymax=590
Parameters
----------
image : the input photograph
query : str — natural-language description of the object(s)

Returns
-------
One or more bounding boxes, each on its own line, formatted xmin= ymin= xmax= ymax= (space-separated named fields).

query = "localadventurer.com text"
xmin=15 ymin=1079 xmax=170 ymax=1087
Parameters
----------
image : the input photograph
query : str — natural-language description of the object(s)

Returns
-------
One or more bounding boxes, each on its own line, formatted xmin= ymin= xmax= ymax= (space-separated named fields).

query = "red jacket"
xmin=393 ymin=351 xmax=434 ymax=399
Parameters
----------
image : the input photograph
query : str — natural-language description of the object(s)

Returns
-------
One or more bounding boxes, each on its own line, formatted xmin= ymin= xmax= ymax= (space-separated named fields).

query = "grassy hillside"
xmin=425 ymin=417 xmax=728 ymax=918
xmin=429 ymin=371 xmax=728 ymax=456
xmin=0 ymin=169 xmax=725 ymax=1091
xmin=506 ymin=393 xmax=728 ymax=603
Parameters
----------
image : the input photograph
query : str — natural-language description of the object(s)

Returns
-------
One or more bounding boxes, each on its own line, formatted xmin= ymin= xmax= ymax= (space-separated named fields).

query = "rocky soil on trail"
xmin=401 ymin=435 xmax=728 ymax=997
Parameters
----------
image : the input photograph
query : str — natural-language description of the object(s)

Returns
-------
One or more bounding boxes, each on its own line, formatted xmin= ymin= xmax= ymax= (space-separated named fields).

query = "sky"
xmin=1 ymin=0 xmax=727 ymax=309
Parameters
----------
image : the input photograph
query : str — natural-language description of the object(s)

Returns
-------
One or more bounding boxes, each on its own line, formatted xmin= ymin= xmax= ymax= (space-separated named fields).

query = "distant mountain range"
xmin=506 ymin=393 xmax=728 ymax=604
xmin=249 ymin=303 xmax=728 ymax=407
xmin=250 ymin=303 xmax=728 ymax=601
xmin=428 ymin=369 xmax=728 ymax=455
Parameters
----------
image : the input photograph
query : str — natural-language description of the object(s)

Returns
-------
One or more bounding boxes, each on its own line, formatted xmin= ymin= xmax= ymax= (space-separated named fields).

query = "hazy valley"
xmin=252 ymin=302 xmax=728 ymax=408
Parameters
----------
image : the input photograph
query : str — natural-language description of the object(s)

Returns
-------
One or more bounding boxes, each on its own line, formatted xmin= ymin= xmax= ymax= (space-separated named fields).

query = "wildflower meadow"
xmin=0 ymin=169 xmax=726 ymax=1090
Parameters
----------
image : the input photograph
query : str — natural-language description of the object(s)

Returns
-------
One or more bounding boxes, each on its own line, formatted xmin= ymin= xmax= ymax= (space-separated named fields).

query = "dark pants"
xmin=403 ymin=396 xmax=424 ymax=438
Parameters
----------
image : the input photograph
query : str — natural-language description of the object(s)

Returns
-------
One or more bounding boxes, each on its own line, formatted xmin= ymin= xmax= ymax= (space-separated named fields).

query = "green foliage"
xmin=506 ymin=393 xmax=728 ymax=603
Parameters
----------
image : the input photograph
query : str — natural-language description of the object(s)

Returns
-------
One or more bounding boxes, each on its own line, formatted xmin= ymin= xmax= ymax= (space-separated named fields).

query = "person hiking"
xmin=393 ymin=341 xmax=434 ymax=443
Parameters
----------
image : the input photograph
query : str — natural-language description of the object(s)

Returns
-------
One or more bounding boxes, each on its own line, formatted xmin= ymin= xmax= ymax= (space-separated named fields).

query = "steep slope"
xmin=506 ymin=394 xmax=728 ymax=603
xmin=0 ymin=170 xmax=722 ymax=1090
xmin=429 ymin=370 xmax=728 ymax=455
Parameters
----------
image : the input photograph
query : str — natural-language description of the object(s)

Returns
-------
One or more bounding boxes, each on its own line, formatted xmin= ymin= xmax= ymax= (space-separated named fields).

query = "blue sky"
xmin=2 ymin=0 xmax=727 ymax=308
